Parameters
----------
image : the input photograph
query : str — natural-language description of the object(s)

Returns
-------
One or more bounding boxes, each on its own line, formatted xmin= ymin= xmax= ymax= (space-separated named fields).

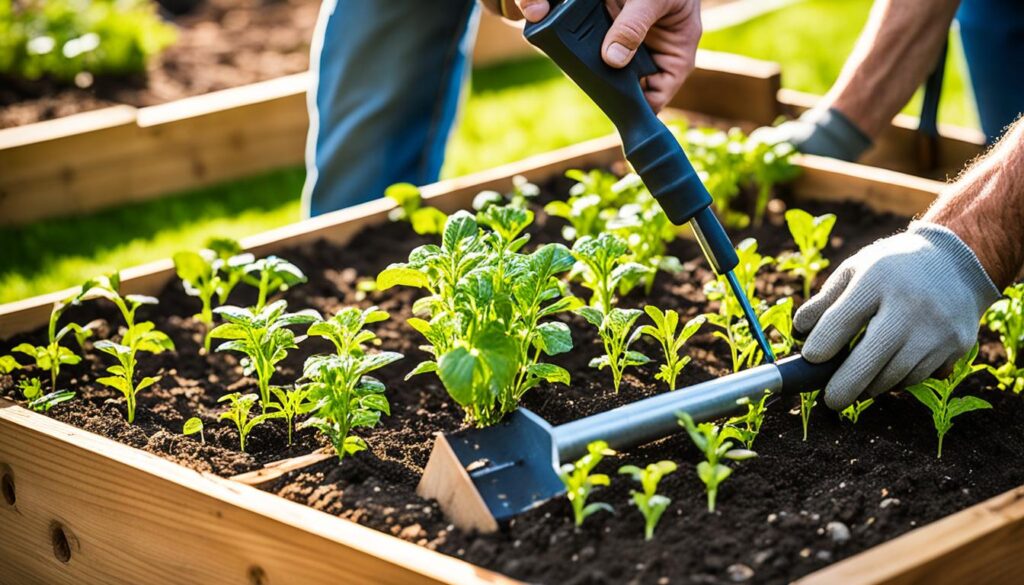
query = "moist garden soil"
xmin=0 ymin=0 xmax=319 ymax=129
xmin=2 ymin=174 xmax=1022 ymax=585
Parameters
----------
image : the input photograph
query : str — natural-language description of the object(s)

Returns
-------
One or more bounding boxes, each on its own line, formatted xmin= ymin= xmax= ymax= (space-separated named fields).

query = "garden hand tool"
xmin=417 ymin=352 xmax=844 ymax=532
xmin=794 ymin=221 xmax=999 ymax=410
xmin=521 ymin=0 xmax=775 ymax=364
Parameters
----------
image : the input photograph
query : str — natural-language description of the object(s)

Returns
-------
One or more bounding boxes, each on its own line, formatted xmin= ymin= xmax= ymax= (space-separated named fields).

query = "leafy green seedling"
xmin=571 ymin=233 xmax=650 ymax=314
xmin=840 ymin=398 xmax=874 ymax=424
xmin=300 ymin=351 xmax=402 ymax=459
xmin=218 ymin=393 xmax=285 ymax=452
xmin=907 ymin=345 xmax=991 ymax=458
xmin=641 ymin=306 xmax=704 ymax=390
xmin=385 ymin=183 xmax=448 ymax=235
xmin=678 ymin=411 xmax=756 ymax=512
xmin=982 ymin=283 xmax=1024 ymax=393
xmin=206 ymin=238 xmax=255 ymax=305
xmin=210 ymin=300 xmax=321 ymax=411
xmin=308 ymin=306 xmax=390 ymax=356
xmin=799 ymin=390 xmax=820 ymax=441
xmin=673 ymin=123 xmax=750 ymax=228
xmin=619 ymin=460 xmax=677 ymax=541
xmin=0 ymin=355 xmax=20 ymax=374
xmin=86 ymin=274 xmax=174 ymax=424
xmin=243 ymin=256 xmax=307 ymax=311
xmin=557 ymin=440 xmax=616 ymax=527
xmin=777 ymin=209 xmax=836 ymax=299
xmin=183 ymin=416 xmax=205 ymax=443
xmin=726 ymin=392 xmax=769 ymax=449
xmin=18 ymin=377 xmax=75 ymax=412
xmin=12 ymin=287 xmax=94 ymax=392
xmin=270 ymin=386 xmax=313 ymax=445
xmin=577 ymin=307 xmax=650 ymax=393
xmin=744 ymin=137 xmax=800 ymax=226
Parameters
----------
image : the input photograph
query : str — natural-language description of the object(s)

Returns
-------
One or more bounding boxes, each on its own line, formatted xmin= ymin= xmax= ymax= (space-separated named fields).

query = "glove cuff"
xmin=794 ymin=108 xmax=873 ymax=162
xmin=909 ymin=221 xmax=1002 ymax=310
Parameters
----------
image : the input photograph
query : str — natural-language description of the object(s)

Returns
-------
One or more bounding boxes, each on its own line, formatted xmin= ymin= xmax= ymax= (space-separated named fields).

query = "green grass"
xmin=700 ymin=0 xmax=978 ymax=128
xmin=0 ymin=0 xmax=979 ymax=304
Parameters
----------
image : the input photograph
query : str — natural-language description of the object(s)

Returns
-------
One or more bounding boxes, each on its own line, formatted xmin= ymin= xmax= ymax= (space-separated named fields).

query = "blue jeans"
xmin=302 ymin=0 xmax=479 ymax=217
xmin=957 ymin=0 xmax=1024 ymax=142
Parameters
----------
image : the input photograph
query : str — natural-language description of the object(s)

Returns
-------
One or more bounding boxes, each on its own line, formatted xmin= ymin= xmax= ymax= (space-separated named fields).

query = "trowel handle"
xmin=552 ymin=353 xmax=846 ymax=461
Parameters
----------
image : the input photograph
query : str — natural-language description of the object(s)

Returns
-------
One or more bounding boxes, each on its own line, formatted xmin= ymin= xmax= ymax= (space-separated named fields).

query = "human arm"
xmin=793 ymin=118 xmax=1024 ymax=409
xmin=753 ymin=0 xmax=960 ymax=160
xmin=480 ymin=0 xmax=702 ymax=111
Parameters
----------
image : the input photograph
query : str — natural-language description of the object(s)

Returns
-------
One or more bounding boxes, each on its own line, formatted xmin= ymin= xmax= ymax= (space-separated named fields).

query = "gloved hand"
xmin=750 ymin=107 xmax=873 ymax=162
xmin=482 ymin=0 xmax=702 ymax=111
xmin=794 ymin=221 xmax=1000 ymax=410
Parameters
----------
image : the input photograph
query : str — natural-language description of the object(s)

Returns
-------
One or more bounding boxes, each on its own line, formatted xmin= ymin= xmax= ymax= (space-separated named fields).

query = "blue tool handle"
xmin=524 ymin=0 xmax=714 ymax=226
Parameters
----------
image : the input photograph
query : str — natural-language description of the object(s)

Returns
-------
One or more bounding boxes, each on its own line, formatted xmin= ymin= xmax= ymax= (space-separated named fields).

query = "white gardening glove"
xmin=794 ymin=221 xmax=1000 ymax=410
xmin=750 ymin=108 xmax=872 ymax=162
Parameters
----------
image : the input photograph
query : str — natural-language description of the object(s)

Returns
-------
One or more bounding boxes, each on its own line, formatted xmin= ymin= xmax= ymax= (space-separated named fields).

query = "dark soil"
xmin=2 ymin=174 xmax=1022 ymax=584
xmin=0 ymin=0 xmax=319 ymax=129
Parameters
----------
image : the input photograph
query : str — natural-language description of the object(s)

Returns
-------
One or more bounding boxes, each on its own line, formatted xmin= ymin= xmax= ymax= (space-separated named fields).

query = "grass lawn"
xmin=0 ymin=0 xmax=976 ymax=304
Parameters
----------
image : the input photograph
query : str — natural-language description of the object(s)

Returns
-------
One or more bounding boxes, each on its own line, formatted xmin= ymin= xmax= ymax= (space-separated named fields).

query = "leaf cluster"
xmin=982 ymin=283 xmax=1024 ymax=393
xmin=386 ymin=183 xmax=448 ymax=235
xmin=640 ymin=306 xmax=704 ymax=390
xmin=557 ymin=440 xmax=616 ymax=527
xmin=777 ymin=209 xmax=836 ymax=299
xmin=218 ymin=392 xmax=285 ymax=452
xmin=726 ymin=392 xmax=770 ymax=449
xmin=907 ymin=345 xmax=991 ymax=458
xmin=618 ymin=460 xmax=677 ymax=541
xmin=578 ymin=307 xmax=649 ymax=394
xmin=678 ymin=411 xmax=756 ymax=512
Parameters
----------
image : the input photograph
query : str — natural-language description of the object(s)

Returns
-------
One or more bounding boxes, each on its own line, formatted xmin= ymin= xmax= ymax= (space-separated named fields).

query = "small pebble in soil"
xmin=727 ymin=563 xmax=754 ymax=582
xmin=816 ymin=550 xmax=833 ymax=562
xmin=767 ymin=513 xmax=778 ymax=524
xmin=826 ymin=521 xmax=851 ymax=544
xmin=753 ymin=550 xmax=774 ymax=566
xmin=657 ymin=578 xmax=670 ymax=585
xmin=799 ymin=548 xmax=811 ymax=559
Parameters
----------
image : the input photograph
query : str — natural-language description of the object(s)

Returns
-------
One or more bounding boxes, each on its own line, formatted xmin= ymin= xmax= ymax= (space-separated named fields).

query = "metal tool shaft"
xmin=552 ymin=363 xmax=783 ymax=461
xmin=726 ymin=271 xmax=777 ymax=363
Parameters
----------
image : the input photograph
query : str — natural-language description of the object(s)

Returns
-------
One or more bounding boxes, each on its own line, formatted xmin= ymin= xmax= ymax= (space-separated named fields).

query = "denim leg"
xmin=957 ymin=0 xmax=1024 ymax=143
xmin=302 ymin=0 xmax=480 ymax=217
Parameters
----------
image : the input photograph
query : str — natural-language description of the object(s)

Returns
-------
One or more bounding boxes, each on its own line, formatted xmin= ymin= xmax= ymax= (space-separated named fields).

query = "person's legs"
xmin=957 ymin=0 xmax=1024 ymax=143
xmin=302 ymin=0 xmax=479 ymax=217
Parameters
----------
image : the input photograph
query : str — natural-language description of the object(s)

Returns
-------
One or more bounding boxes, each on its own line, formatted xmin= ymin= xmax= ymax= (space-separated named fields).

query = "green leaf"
xmin=438 ymin=347 xmax=478 ymax=407
xmin=534 ymin=321 xmax=573 ymax=356
xmin=442 ymin=211 xmax=478 ymax=252
xmin=376 ymin=266 xmax=429 ymax=290
xmin=0 ymin=355 xmax=20 ymax=374
xmin=183 ymin=417 xmax=204 ymax=436
xmin=526 ymin=363 xmax=570 ymax=386
xmin=174 ymin=251 xmax=212 ymax=284
xmin=405 ymin=360 xmax=438 ymax=380
xmin=411 ymin=207 xmax=448 ymax=235
xmin=576 ymin=306 xmax=605 ymax=328
xmin=947 ymin=395 xmax=992 ymax=418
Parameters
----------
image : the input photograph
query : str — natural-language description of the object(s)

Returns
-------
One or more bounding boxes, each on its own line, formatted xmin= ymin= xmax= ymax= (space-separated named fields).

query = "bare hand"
xmin=484 ymin=0 xmax=702 ymax=111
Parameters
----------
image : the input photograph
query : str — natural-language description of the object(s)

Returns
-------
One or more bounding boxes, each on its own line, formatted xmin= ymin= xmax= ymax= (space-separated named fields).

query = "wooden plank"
xmin=0 ymin=400 xmax=519 ymax=585
xmin=672 ymin=50 xmax=782 ymax=126
xmin=777 ymin=88 xmax=985 ymax=178
xmin=797 ymin=486 xmax=1024 ymax=585
xmin=230 ymin=448 xmax=335 ymax=487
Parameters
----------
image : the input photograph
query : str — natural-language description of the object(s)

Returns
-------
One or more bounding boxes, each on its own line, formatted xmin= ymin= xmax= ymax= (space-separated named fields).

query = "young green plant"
xmin=557 ymin=440 xmax=616 ymax=527
xmin=982 ymin=283 xmax=1024 ymax=393
xmin=269 ymin=386 xmax=313 ymax=445
xmin=385 ymin=182 xmax=448 ymax=235
xmin=906 ymin=344 xmax=990 ymax=458
xmin=678 ymin=412 xmax=756 ymax=512
xmin=777 ymin=209 xmax=837 ymax=299
xmin=243 ymin=256 xmax=307 ymax=311
xmin=726 ymin=391 xmax=770 ymax=449
xmin=618 ymin=460 xmax=677 ymax=541
xmin=183 ymin=417 xmax=205 ymax=443
xmin=799 ymin=390 xmax=820 ymax=441
xmin=299 ymin=350 xmax=402 ymax=459
xmin=18 ymin=377 xmax=75 ymax=412
xmin=640 ymin=306 xmax=704 ymax=390
xmin=12 ymin=287 xmax=94 ymax=392
xmin=218 ymin=393 xmax=285 ymax=452
xmin=571 ymin=232 xmax=650 ymax=314
xmin=840 ymin=398 xmax=874 ymax=424
xmin=577 ymin=307 xmax=649 ymax=394
xmin=209 ymin=300 xmax=321 ymax=412
xmin=173 ymin=240 xmax=254 ymax=351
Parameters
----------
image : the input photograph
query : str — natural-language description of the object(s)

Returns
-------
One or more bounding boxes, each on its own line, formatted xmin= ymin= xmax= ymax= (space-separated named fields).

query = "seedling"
xmin=86 ymin=274 xmax=174 ymax=423
xmin=209 ymin=300 xmax=321 ymax=411
xmin=12 ymin=287 xmax=94 ymax=392
xmin=799 ymin=390 xmax=820 ymax=441
xmin=726 ymin=392 xmax=770 ymax=449
xmin=677 ymin=124 xmax=749 ymax=228
xmin=640 ymin=306 xmax=704 ymax=390
xmin=0 ymin=355 xmax=19 ymax=374
xmin=907 ymin=345 xmax=991 ymax=458
xmin=206 ymin=238 xmax=255 ymax=305
xmin=270 ymin=386 xmax=313 ymax=445
xmin=678 ymin=411 xmax=756 ymax=512
xmin=618 ymin=460 xmax=677 ymax=541
xmin=571 ymin=233 xmax=650 ymax=313
xmin=577 ymin=307 xmax=649 ymax=393
xmin=777 ymin=209 xmax=837 ymax=298
xmin=385 ymin=182 xmax=448 ymax=235
xmin=243 ymin=256 xmax=307 ymax=311
xmin=557 ymin=440 xmax=616 ymax=527
xmin=183 ymin=417 xmax=205 ymax=443
xmin=299 ymin=351 xmax=402 ymax=459
xmin=982 ymin=283 xmax=1024 ymax=393
xmin=218 ymin=393 xmax=285 ymax=452
xmin=18 ymin=377 xmax=75 ymax=412
xmin=308 ymin=306 xmax=390 ymax=356
xmin=840 ymin=398 xmax=874 ymax=424
xmin=744 ymin=137 xmax=800 ymax=226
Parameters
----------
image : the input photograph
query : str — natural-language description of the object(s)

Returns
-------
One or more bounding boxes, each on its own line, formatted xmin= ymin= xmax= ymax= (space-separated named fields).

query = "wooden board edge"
xmin=136 ymin=73 xmax=309 ymax=128
xmin=0 ymin=105 xmax=139 ymax=150
xmin=0 ymin=400 xmax=521 ymax=585
xmin=229 ymin=448 xmax=335 ymax=487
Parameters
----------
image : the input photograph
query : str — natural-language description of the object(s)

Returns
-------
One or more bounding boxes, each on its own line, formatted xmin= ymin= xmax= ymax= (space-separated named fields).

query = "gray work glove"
xmin=750 ymin=107 xmax=873 ymax=162
xmin=794 ymin=221 xmax=1000 ymax=410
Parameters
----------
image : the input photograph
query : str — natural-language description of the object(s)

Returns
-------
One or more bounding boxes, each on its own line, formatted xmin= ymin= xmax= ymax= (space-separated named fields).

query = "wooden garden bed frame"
xmin=3 ymin=134 xmax=1022 ymax=585
xmin=0 ymin=49 xmax=985 ymax=227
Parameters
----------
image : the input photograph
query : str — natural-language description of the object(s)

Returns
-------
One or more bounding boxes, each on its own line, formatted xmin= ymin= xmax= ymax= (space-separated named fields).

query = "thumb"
xmin=603 ymin=1 xmax=661 ymax=68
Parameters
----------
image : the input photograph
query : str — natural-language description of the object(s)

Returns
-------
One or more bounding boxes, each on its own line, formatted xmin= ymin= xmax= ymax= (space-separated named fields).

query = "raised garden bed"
xmin=4 ymin=135 xmax=1024 ymax=585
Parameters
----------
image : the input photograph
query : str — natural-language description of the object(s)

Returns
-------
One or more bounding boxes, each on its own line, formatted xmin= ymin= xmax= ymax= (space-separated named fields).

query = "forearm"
xmin=822 ymin=0 xmax=959 ymax=138
xmin=923 ymin=118 xmax=1024 ymax=288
